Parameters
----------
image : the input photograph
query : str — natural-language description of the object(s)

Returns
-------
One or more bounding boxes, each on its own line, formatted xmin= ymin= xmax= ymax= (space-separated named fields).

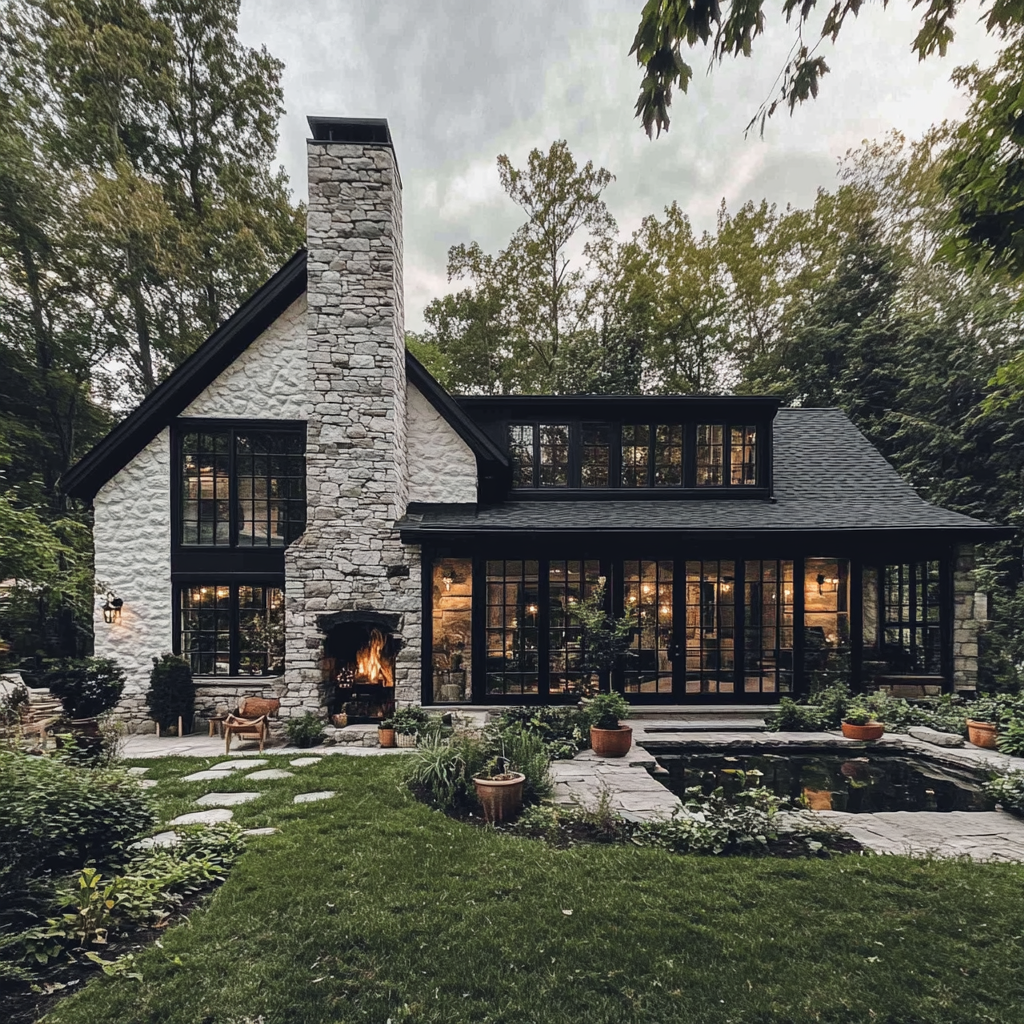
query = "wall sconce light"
xmin=442 ymin=572 xmax=454 ymax=592
xmin=102 ymin=591 xmax=123 ymax=624
xmin=816 ymin=573 xmax=839 ymax=595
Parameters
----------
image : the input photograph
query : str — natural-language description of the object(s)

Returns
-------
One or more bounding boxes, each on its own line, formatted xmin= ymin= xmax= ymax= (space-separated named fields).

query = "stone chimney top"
xmin=306 ymin=115 xmax=391 ymax=145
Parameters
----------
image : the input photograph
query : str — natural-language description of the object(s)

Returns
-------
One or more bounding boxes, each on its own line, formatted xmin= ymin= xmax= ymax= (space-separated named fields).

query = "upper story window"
xmin=539 ymin=424 xmax=570 ymax=486
xmin=654 ymin=425 xmax=683 ymax=486
xmin=179 ymin=426 xmax=305 ymax=547
xmin=621 ymin=425 xmax=650 ymax=487
xmin=509 ymin=425 xmax=535 ymax=487
xmin=696 ymin=424 xmax=758 ymax=487
xmin=581 ymin=423 xmax=611 ymax=487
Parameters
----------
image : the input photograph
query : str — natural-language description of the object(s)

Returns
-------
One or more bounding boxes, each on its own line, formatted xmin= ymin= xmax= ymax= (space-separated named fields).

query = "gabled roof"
xmin=398 ymin=408 xmax=1013 ymax=540
xmin=61 ymin=251 xmax=505 ymax=501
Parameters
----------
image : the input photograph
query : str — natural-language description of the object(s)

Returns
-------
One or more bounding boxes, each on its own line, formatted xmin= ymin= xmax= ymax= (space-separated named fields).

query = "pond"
xmin=654 ymin=751 xmax=995 ymax=813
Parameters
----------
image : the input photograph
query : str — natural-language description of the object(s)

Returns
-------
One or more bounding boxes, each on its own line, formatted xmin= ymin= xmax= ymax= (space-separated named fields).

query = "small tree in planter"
xmin=42 ymin=658 xmax=126 ymax=728
xmin=146 ymin=654 xmax=195 ymax=735
xmin=584 ymin=691 xmax=633 ymax=757
xmin=574 ymin=579 xmax=634 ymax=695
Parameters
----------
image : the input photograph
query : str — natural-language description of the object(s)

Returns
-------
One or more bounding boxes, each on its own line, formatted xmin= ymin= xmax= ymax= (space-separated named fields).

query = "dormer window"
xmin=539 ymin=424 xmax=569 ymax=486
xmin=509 ymin=424 xmax=535 ymax=487
xmin=621 ymin=424 xmax=650 ymax=487
xmin=697 ymin=424 xmax=758 ymax=487
xmin=654 ymin=425 xmax=683 ymax=486
xmin=581 ymin=423 xmax=611 ymax=487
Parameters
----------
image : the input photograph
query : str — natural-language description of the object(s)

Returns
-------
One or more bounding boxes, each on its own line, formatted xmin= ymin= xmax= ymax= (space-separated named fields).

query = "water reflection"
xmin=658 ymin=752 xmax=994 ymax=813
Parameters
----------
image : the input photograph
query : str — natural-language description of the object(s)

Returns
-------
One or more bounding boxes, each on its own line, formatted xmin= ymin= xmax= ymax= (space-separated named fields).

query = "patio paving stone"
xmin=168 ymin=809 xmax=234 ymax=826
xmin=181 ymin=769 xmax=235 ymax=782
xmin=196 ymin=791 xmax=261 ymax=807
xmin=293 ymin=790 xmax=336 ymax=804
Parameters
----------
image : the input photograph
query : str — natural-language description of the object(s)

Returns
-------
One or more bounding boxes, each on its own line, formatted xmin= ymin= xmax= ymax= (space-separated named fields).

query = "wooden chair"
xmin=223 ymin=696 xmax=281 ymax=754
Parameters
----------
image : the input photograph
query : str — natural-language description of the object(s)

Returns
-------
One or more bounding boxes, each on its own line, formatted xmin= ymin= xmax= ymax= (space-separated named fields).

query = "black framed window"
xmin=730 ymin=425 xmax=758 ymax=486
xmin=654 ymin=425 xmax=683 ymax=486
xmin=882 ymin=562 xmax=941 ymax=673
xmin=621 ymin=424 xmax=650 ymax=486
xmin=539 ymin=424 xmax=570 ymax=486
xmin=622 ymin=560 xmax=674 ymax=695
xmin=580 ymin=424 xmax=611 ymax=487
xmin=684 ymin=560 xmax=736 ymax=693
xmin=696 ymin=425 xmax=725 ymax=486
xmin=509 ymin=424 xmax=535 ymax=487
xmin=548 ymin=559 xmax=603 ymax=694
xmin=178 ymin=425 xmax=305 ymax=547
xmin=485 ymin=560 xmax=540 ymax=695
xmin=179 ymin=582 xmax=285 ymax=676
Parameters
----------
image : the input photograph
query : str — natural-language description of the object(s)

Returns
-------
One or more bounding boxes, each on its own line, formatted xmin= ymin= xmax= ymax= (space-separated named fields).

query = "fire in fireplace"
xmin=319 ymin=613 xmax=401 ymax=724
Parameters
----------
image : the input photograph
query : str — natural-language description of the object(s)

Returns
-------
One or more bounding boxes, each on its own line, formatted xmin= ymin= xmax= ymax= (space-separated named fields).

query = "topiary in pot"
xmin=146 ymin=654 xmax=195 ymax=735
xmin=584 ymin=691 xmax=633 ymax=757
xmin=43 ymin=658 xmax=126 ymax=724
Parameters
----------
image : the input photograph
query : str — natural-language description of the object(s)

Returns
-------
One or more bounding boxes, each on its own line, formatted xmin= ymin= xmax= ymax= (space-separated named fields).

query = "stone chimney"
xmin=282 ymin=116 xmax=420 ymax=715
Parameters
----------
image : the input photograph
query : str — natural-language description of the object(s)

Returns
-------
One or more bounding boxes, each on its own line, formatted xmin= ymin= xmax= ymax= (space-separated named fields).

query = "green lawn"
xmin=45 ymin=754 xmax=1024 ymax=1024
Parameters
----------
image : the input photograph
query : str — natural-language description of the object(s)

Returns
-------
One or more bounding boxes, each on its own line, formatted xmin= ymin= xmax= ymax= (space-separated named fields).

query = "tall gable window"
xmin=509 ymin=424 xmax=535 ymax=487
xmin=179 ymin=426 xmax=305 ymax=547
xmin=697 ymin=424 xmax=758 ymax=487
xmin=654 ymin=425 xmax=683 ymax=486
xmin=539 ymin=424 xmax=569 ymax=486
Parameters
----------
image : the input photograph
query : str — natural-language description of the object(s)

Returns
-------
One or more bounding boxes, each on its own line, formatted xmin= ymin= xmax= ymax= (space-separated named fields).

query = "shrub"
xmin=146 ymin=654 xmax=195 ymax=731
xmin=405 ymin=734 xmax=489 ymax=813
xmin=985 ymin=771 xmax=1024 ymax=815
xmin=0 ymin=682 xmax=29 ymax=731
xmin=392 ymin=706 xmax=430 ymax=735
xmin=842 ymin=702 xmax=875 ymax=726
xmin=997 ymin=719 xmax=1024 ymax=757
xmin=865 ymin=693 xmax=968 ymax=736
xmin=285 ymin=712 xmax=325 ymax=748
xmin=495 ymin=725 xmax=553 ymax=803
xmin=765 ymin=697 xmax=829 ymax=732
xmin=0 ymin=751 xmax=155 ymax=881
xmin=583 ymin=691 xmax=631 ymax=730
xmin=42 ymin=658 xmax=126 ymax=719
xmin=492 ymin=705 xmax=590 ymax=759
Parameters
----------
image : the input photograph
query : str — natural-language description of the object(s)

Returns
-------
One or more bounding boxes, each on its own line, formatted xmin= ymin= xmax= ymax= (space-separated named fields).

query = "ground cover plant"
xmin=26 ymin=753 xmax=1024 ymax=1024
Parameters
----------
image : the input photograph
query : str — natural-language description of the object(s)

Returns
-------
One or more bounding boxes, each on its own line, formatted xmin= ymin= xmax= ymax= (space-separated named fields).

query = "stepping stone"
xmin=181 ymin=769 xmax=235 ymax=782
xmin=242 ymin=827 xmax=281 ymax=836
xmin=289 ymin=757 xmax=322 ymax=767
xmin=168 ymin=809 xmax=234 ymax=826
xmin=138 ymin=779 xmax=158 ymax=789
xmin=246 ymin=769 xmax=294 ymax=780
xmin=196 ymin=791 xmax=261 ymax=807
xmin=127 ymin=766 xmax=149 ymax=776
xmin=209 ymin=760 xmax=268 ymax=772
xmin=132 ymin=831 xmax=181 ymax=850
xmin=293 ymin=790 xmax=336 ymax=804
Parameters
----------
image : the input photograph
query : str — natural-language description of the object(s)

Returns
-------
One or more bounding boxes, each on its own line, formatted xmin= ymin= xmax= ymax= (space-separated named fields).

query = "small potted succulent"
xmin=966 ymin=696 xmax=1003 ymax=749
xmin=392 ymin=706 xmax=429 ymax=748
xmin=585 ymin=691 xmax=632 ymax=757
xmin=841 ymin=701 xmax=884 ymax=741
xmin=378 ymin=716 xmax=396 ymax=748
xmin=472 ymin=754 xmax=525 ymax=823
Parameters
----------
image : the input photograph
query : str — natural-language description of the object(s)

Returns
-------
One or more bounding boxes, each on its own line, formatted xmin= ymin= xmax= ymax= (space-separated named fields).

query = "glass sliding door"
xmin=431 ymin=558 xmax=473 ymax=703
xmin=743 ymin=560 xmax=794 ymax=694
xmin=683 ymin=561 xmax=736 ymax=694
xmin=802 ymin=558 xmax=851 ymax=689
xmin=548 ymin=560 xmax=603 ymax=695
xmin=621 ymin=560 xmax=674 ymax=696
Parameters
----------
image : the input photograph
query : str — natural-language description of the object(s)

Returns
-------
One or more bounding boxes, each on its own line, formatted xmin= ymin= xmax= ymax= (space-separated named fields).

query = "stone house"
xmin=61 ymin=117 xmax=1011 ymax=731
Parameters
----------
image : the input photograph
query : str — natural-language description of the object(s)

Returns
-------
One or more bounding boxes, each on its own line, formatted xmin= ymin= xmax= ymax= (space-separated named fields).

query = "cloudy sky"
xmin=237 ymin=0 xmax=1001 ymax=331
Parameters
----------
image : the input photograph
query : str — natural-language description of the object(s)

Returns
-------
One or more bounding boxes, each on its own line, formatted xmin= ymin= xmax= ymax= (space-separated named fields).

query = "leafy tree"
xmin=941 ymin=34 xmax=1024 ymax=280
xmin=630 ymin=0 xmax=1024 ymax=137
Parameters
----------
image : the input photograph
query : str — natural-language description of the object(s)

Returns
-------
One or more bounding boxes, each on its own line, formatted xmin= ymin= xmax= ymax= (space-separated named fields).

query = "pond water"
xmin=655 ymin=751 xmax=995 ymax=813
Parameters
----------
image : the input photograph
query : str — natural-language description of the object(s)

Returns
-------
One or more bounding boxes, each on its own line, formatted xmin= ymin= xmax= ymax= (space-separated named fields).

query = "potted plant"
xmin=966 ymin=695 xmax=1003 ymax=749
xmin=585 ymin=691 xmax=633 ymax=757
xmin=42 ymin=658 xmax=126 ymax=735
xmin=841 ymin=701 xmax=884 ymax=741
xmin=378 ymin=717 xmax=396 ymax=748
xmin=472 ymin=754 xmax=525 ymax=823
xmin=392 ymin=706 xmax=428 ymax=748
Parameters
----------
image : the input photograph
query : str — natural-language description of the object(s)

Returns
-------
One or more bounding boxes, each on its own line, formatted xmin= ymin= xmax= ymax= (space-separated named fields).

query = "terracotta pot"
xmin=396 ymin=732 xmax=417 ymax=748
xmin=378 ymin=727 xmax=395 ymax=748
xmin=473 ymin=772 xmax=525 ymax=823
xmin=841 ymin=721 xmax=884 ymax=741
xmin=966 ymin=719 xmax=999 ymax=749
xmin=590 ymin=724 xmax=633 ymax=757
xmin=331 ymin=713 xmax=348 ymax=728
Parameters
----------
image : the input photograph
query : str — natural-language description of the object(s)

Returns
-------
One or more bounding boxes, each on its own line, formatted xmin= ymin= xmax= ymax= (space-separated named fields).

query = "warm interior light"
xmin=442 ymin=572 xmax=454 ymax=592
xmin=526 ymin=603 xmax=539 ymax=615
xmin=641 ymin=583 xmax=653 ymax=595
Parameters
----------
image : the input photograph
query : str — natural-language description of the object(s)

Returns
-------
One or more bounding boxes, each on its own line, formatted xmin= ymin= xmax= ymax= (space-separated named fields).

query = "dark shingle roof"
xmin=398 ymin=408 xmax=1011 ymax=537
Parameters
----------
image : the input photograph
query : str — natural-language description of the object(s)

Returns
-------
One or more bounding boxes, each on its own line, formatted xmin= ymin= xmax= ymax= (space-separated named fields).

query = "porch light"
xmin=816 ymin=573 xmax=839 ymax=595
xmin=102 ymin=591 xmax=123 ymax=624
xmin=442 ymin=572 xmax=454 ymax=592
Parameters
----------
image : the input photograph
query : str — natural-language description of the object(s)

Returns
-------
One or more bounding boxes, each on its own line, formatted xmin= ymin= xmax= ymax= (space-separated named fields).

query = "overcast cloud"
xmin=237 ymin=0 xmax=1001 ymax=331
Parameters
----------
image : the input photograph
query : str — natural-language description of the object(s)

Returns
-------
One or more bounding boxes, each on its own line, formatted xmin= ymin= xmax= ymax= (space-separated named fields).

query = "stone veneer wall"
xmin=182 ymin=296 xmax=310 ymax=419
xmin=952 ymin=543 xmax=979 ymax=691
xmin=406 ymin=384 xmax=477 ymax=503
xmin=93 ymin=428 xmax=172 ymax=729
xmin=281 ymin=137 xmax=421 ymax=718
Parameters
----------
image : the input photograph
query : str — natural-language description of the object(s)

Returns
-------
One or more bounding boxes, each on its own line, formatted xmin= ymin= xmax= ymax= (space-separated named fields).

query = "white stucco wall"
xmin=182 ymin=296 xmax=310 ymax=419
xmin=93 ymin=427 xmax=172 ymax=725
xmin=406 ymin=383 xmax=478 ymax=503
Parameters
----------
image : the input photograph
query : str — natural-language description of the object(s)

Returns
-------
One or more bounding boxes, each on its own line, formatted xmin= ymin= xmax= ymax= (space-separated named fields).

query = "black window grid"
xmin=684 ymin=560 xmax=737 ymax=694
xmin=622 ymin=560 xmax=674 ymax=695
xmin=177 ymin=425 xmax=305 ymax=549
xmin=743 ymin=560 xmax=795 ymax=695
xmin=882 ymin=562 xmax=942 ymax=672
xmin=548 ymin=559 xmax=602 ymax=694
xmin=178 ymin=582 xmax=285 ymax=677
xmin=485 ymin=559 xmax=541 ymax=696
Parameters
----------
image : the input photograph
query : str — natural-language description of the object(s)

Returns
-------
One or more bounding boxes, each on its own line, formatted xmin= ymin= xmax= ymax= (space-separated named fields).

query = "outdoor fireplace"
xmin=319 ymin=612 xmax=401 ymax=723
